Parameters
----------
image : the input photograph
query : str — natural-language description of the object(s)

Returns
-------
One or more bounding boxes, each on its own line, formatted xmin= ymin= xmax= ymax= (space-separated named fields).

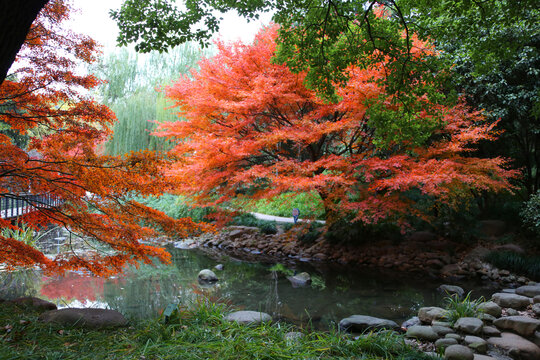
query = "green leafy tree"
xmin=94 ymin=44 xmax=208 ymax=155
xmin=398 ymin=0 xmax=540 ymax=196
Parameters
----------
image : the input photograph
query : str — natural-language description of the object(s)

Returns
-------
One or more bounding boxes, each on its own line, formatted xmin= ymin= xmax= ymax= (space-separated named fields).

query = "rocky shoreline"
xmin=189 ymin=225 xmax=535 ymax=288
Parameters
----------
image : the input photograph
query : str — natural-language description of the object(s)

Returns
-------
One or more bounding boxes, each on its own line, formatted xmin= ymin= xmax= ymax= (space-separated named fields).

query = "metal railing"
xmin=0 ymin=193 xmax=62 ymax=219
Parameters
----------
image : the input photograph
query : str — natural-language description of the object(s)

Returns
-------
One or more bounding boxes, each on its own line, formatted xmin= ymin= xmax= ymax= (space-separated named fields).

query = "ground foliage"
xmin=0 ymin=300 xmax=436 ymax=360
xmin=157 ymin=24 xmax=516 ymax=227
xmin=0 ymin=1 xmax=210 ymax=275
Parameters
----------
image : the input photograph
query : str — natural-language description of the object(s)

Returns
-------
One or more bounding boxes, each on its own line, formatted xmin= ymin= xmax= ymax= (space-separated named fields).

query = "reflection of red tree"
xmin=40 ymin=272 xmax=120 ymax=302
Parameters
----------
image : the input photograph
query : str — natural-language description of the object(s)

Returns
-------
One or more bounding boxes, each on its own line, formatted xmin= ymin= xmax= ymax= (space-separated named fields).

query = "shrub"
xmin=485 ymin=250 xmax=540 ymax=280
xmin=521 ymin=190 xmax=540 ymax=237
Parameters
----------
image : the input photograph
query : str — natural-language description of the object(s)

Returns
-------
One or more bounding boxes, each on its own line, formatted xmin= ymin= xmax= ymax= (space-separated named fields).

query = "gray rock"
xmin=438 ymin=285 xmax=465 ymax=298
xmin=534 ymin=295 xmax=540 ymax=304
xmin=482 ymin=326 xmax=500 ymax=337
xmin=225 ymin=311 xmax=271 ymax=325
xmin=505 ymin=308 xmax=519 ymax=316
xmin=478 ymin=313 xmax=496 ymax=323
xmin=516 ymin=285 xmax=540 ymax=298
xmin=284 ymin=331 xmax=304 ymax=344
xmin=464 ymin=335 xmax=487 ymax=354
xmin=287 ymin=272 xmax=311 ymax=287
xmin=532 ymin=303 xmax=540 ymax=317
xmin=491 ymin=293 xmax=531 ymax=309
xmin=11 ymin=297 xmax=57 ymax=312
xmin=38 ymin=308 xmax=128 ymax=329
xmin=418 ymin=306 xmax=448 ymax=324
xmin=405 ymin=325 xmax=440 ymax=341
xmin=472 ymin=355 xmax=496 ymax=360
xmin=487 ymin=332 xmax=540 ymax=360
xmin=454 ymin=317 xmax=484 ymax=335
xmin=477 ymin=301 xmax=502 ymax=318
xmin=535 ymin=330 xmax=540 ymax=348
xmin=493 ymin=316 xmax=540 ymax=337
xmin=436 ymin=338 xmax=458 ymax=351
xmin=433 ymin=325 xmax=455 ymax=336
xmin=339 ymin=315 xmax=399 ymax=332
xmin=401 ymin=316 xmax=420 ymax=329
xmin=444 ymin=344 xmax=474 ymax=360
xmin=198 ymin=269 xmax=218 ymax=283
xmin=433 ymin=320 xmax=453 ymax=327
xmin=446 ymin=333 xmax=462 ymax=340
xmin=501 ymin=288 xmax=516 ymax=294
xmin=214 ymin=264 xmax=224 ymax=271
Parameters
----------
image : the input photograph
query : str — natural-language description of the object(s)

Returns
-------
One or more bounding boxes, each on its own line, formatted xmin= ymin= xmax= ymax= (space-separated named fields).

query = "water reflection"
xmin=0 ymin=245 xmax=497 ymax=329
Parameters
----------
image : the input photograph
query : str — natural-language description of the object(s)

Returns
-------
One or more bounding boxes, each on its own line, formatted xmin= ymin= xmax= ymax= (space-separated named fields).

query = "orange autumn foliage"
xmin=157 ymin=25 xmax=517 ymax=226
xmin=0 ymin=1 xmax=210 ymax=275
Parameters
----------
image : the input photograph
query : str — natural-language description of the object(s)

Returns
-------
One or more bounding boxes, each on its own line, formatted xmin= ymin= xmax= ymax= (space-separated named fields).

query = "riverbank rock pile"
xmin=197 ymin=226 xmax=534 ymax=288
xmin=398 ymin=284 xmax=540 ymax=360
xmin=199 ymin=227 xmax=468 ymax=275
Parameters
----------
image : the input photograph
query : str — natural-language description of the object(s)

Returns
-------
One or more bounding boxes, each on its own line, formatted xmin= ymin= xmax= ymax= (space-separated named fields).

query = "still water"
xmin=0 ymin=244 xmax=497 ymax=329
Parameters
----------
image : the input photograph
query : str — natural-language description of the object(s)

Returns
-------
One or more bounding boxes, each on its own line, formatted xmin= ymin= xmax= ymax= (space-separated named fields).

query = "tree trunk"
xmin=0 ymin=0 xmax=49 ymax=85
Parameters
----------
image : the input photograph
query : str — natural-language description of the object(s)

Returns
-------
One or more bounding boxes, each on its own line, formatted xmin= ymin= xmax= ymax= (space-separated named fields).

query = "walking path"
xmin=250 ymin=211 xmax=325 ymax=224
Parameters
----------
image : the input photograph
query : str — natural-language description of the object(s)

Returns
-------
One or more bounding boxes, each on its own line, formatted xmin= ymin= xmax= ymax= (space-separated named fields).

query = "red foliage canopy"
xmin=157 ymin=25 xmax=517 ymax=227
xmin=0 ymin=1 xmax=210 ymax=275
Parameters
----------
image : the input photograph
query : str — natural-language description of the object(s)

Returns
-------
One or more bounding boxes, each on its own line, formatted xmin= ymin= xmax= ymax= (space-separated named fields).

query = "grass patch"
xmin=484 ymin=250 xmax=540 ymax=280
xmin=241 ymin=192 xmax=326 ymax=220
xmin=0 ymin=299 xmax=436 ymax=360
xmin=443 ymin=292 xmax=484 ymax=325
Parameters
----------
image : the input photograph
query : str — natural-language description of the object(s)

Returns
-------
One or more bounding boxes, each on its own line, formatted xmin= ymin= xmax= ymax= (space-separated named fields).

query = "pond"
xmin=0 ymin=238 xmax=497 ymax=330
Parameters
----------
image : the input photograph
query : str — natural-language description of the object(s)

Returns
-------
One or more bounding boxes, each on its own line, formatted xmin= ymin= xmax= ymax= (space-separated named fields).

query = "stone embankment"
xmin=193 ymin=225 xmax=534 ymax=287
xmin=397 ymin=284 xmax=540 ymax=360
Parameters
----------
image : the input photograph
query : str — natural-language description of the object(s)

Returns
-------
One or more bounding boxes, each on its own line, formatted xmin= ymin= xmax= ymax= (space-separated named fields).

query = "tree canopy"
xmin=0 ymin=0 xmax=209 ymax=275
xmin=157 ymin=25 xmax=516 ymax=226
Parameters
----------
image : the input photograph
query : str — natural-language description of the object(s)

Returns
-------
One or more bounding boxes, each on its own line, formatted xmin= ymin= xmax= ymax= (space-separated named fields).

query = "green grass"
xmin=443 ymin=292 xmax=484 ymax=325
xmin=484 ymin=250 xmax=540 ymax=281
xmin=0 ymin=299 xmax=436 ymax=360
xmin=241 ymin=192 xmax=326 ymax=220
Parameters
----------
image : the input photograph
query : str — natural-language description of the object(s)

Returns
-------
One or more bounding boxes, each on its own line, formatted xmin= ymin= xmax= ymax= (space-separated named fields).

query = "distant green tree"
xmin=94 ymin=44 xmax=208 ymax=155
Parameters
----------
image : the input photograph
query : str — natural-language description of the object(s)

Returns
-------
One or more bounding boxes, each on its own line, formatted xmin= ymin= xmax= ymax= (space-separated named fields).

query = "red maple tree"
xmin=157 ymin=25 xmax=517 ymax=227
xmin=0 ymin=0 xmax=210 ymax=275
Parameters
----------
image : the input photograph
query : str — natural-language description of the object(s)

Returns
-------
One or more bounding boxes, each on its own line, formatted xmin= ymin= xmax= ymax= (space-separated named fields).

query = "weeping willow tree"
xmin=95 ymin=43 xmax=208 ymax=155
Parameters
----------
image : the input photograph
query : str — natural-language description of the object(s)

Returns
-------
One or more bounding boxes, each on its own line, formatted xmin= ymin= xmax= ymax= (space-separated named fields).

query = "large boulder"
xmin=338 ymin=315 xmax=399 ymax=332
xmin=516 ymin=285 xmax=540 ymax=298
xmin=11 ymin=297 xmax=57 ymax=312
xmin=487 ymin=332 xmax=540 ymax=360
xmin=438 ymin=285 xmax=465 ymax=298
xmin=491 ymin=292 xmax=531 ymax=309
xmin=224 ymin=311 xmax=271 ymax=325
xmin=198 ymin=269 xmax=218 ymax=283
xmin=444 ymin=344 xmax=474 ymax=360
xmin=454 ymin=317 xmax=483 ymax=335
xmin=418 ymin=306 xmax=448 ymax=324
xmin=38 ymin=308 xmax=128 ymax=329
xmin=405 ymin=325 xmax=440 ymax=341
xmin=287 ymin=272 xmax=311 ymax=287
xmin=493 ymin=316 xmax=540 ymax=337
xmin=477 ymin=301 xmax=502 ymax=318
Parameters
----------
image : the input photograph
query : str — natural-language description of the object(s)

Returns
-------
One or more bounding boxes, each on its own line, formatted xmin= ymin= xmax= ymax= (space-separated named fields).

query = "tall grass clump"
xmin=485 ymin=250 xmax=540 ymax=280
xmin=444 ymin=292 xmax=484 ymax=325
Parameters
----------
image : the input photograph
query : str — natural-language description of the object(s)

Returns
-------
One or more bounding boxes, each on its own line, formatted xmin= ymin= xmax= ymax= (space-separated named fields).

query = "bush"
xmin=299 ymin=222 xmax=324 ymax=244
xmin=230 ymin=213 xmax=293 ymax=234
xmin=324 ymin=217 xmax=401 ymax=245
xmin=485 ymin=250 xmax=540 ymax=280
xmin=521 ymin=190 xmax=540 ymax=237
